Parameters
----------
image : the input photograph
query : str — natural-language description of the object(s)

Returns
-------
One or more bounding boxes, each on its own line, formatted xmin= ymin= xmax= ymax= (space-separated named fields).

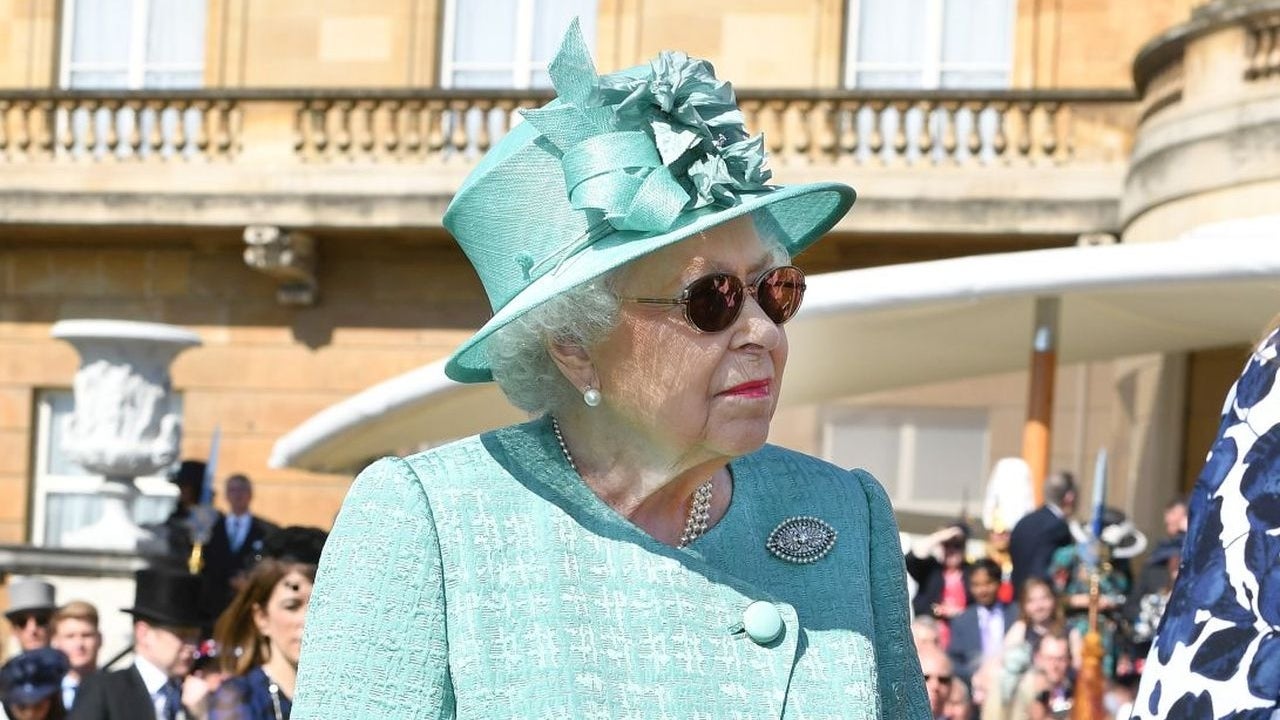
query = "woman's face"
xmin=590 ymin=217 xmax=789 ymax=464
xmin=253 ymin=570 xmax=313 ymax=667
xmin=1024 ymin=584 xmax=1055 ymax=625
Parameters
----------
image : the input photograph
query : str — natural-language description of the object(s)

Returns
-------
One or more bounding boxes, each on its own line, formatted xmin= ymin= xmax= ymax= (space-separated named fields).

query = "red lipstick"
xmin=721 ymin=380 xmax=771 ymax=398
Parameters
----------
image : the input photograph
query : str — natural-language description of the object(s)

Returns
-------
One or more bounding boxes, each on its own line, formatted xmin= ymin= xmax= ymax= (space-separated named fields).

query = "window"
xmin=31 ymin=390 xmax=178 ymax=548
xmin=58 ymin=0 xmax=206 ymax=159
xmin=441 ymin=0 xmax=598 ymax=89
xmin=60 ymin=0 xmax=206 ymax=90
xmin=845 ymin=0 xmax=1014 ymax=90
xmin=844 ymin=0 xmax=1013 ymax=164
xmin=823 ymin=407 xmax=989 ymax=515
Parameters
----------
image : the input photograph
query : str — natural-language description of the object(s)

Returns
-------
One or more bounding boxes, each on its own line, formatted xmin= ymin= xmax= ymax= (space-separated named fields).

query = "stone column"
xmin=51 ymin=320 xmax=202 ymax=551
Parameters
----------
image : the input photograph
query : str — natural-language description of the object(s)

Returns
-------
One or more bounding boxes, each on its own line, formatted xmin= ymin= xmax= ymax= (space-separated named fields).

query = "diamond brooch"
xmin=766 ymin=516 xmax=838 ymax=564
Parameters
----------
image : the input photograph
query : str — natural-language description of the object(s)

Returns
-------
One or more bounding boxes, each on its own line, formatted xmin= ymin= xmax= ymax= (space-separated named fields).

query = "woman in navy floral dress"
xmin=1133 ymin=321 xmax=1280 ymax=718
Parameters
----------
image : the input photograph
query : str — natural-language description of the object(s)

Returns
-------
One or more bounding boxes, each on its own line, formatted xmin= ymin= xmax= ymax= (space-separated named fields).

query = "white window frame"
xmin=58 ymin=0 xmax=206 ymax=89
xmin=440 ymin=0 xmax=595 ymax=89
xmin=822 ymin=406 xmax=991 ymax=516
xmin=843 ymin=0 xmax=1015 ymax=89
xmin=31 ymin=389 xmax=178 ymax=547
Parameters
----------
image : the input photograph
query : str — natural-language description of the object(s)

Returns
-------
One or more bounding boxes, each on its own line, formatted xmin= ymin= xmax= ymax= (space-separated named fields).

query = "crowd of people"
xmin=907 ymin=468 xmax=1188 ymax=720
xmin=0 ymin=468 xmax=326 ymax=720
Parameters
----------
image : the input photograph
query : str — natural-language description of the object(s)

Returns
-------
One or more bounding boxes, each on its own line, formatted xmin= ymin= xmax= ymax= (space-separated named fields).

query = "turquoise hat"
xmin=443 ymin=20 xmax=856 ymax=383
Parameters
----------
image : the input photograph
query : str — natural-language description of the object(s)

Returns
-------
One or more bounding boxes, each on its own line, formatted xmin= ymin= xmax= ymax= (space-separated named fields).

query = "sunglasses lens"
xmin=685 ymin=274 xmax=744 ymax=332
xmin=757 ymin=266 xmax=806 ymax=325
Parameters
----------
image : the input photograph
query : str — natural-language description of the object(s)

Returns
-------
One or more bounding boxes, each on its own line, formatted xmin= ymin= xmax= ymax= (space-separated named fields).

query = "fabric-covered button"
xmin=743 ymin=601 xmax=783 ymax=644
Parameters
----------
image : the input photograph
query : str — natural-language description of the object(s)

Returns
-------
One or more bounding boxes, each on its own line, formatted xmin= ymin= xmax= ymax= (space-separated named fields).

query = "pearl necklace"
xmin=551 ymin=417 xmax=714 ymax=548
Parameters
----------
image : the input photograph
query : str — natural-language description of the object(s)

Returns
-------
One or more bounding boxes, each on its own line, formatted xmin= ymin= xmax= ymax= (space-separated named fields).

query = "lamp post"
xmin=52 ymin=320 xmax=202 ymax=551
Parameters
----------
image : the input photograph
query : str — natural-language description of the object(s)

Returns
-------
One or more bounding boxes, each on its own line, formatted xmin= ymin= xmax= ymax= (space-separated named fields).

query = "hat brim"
xmin=444 ymin=181 xmax=855 ymax=383
xmin=4 ymin=684 xmax=60 ymax=706
xmin=3 ymin=606 xmax=55 ymax=621
xmin=123 ymin=607 xmax=206 ymax=630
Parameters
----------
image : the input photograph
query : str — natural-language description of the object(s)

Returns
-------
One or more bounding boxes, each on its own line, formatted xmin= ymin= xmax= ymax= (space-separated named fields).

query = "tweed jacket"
xmin=293 ymin=417 xmax=929 ymax=719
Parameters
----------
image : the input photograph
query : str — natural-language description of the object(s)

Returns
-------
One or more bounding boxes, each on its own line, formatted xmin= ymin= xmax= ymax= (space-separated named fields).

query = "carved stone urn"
xmin=51 ymin=320 xmax=202 ymax=551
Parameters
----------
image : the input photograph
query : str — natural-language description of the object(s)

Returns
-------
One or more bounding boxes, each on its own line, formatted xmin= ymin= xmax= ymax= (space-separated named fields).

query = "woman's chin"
xmin=708 ymin=420 xmax=774 ymax=457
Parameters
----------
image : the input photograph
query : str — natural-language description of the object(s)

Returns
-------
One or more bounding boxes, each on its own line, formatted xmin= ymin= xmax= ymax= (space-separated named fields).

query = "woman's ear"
xmin=546 ymin=338 xmax=596 ymax=394
xmin=252 ymin=602 xmax=271 ymax=638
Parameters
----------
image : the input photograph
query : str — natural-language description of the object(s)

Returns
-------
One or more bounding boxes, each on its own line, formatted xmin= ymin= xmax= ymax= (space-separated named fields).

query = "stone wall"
xmin=0 ymin=0 xmax=56 ymax=88
xmin=0 ymin=228 xmax=488 ymax=541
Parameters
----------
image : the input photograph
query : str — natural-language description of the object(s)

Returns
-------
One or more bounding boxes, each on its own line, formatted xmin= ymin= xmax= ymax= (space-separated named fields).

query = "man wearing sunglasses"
xmin=919 ymin=646 xmax=955 ymax=720
xmin=4 ymin=577 xmax=57 ymax=654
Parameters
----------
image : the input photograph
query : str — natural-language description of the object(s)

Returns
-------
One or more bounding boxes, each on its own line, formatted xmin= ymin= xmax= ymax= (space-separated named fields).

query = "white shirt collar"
xmin=1046 ymin=503 xmax=1065 ymax=519
xmin=134 ymin=654 xmax=171 ymax=696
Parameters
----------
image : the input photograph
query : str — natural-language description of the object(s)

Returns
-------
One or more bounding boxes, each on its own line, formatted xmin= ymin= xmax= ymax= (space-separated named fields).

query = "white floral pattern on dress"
xmin=1134 ymin=328 xmax=1280 ymax=718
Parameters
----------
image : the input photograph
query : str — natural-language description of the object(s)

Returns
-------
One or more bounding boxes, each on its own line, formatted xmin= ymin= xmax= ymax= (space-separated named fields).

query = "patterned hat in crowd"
xmin=0 ymin=647 xmax=69 ymax=707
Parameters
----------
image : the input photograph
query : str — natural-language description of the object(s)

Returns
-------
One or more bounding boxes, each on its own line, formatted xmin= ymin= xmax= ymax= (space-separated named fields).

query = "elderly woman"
xmin=293 ymin=22 xmax=927 ymax=720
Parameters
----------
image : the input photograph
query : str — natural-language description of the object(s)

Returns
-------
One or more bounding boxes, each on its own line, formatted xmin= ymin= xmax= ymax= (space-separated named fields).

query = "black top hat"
xmin=123 ymin=569 xmax=206 ymax=628
xmin=170 ymin=460 xmax=207 ymax=489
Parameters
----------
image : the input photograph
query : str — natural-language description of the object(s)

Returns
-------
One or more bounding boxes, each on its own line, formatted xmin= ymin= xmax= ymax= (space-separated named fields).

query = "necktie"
xmin=161 ymin=680 xmax=182 ymax=720
xmin=230 ymin=517 xmax=244 ymax=553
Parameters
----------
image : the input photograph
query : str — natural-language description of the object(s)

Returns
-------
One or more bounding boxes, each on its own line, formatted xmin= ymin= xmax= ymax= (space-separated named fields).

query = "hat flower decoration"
xmin=518 ymin=19 xmax=771 ymax=251
xmin=441 ymin=19 xmax=855 ymax=382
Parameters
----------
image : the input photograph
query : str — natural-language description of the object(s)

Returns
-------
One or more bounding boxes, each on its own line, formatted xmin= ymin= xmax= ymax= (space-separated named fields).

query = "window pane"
xmin=942 ymin=0 xmax=1012 ymax=86
xmin=143 ymin=70 xmax=205 ymax=89
xmin=855 ymin=70 xmax=924 ymax=89
xmin=43 ymin=491 xmax=175 ymax=547
xmin=911 ymin=412 xmax=988 ymax=503
xmin=70 ymin=0 xmax=132 ymax=66
xmin=857 ymin=0 xmax=927 ymax=71
xmin=68 ymin=70 xmax=130 ymax=90
xmin=452 ymin=70 xmax=519 ymax=88
xmin=146 ymin=0 xmax=207 ymax=87
xmin=531 ymin=0 xmax=596 ymax=63
xmin=453 ymin=0 xmax=517 ymax=64
xmin=940 ymin=71 xmax=1009 ymax=89
xmin=826 ymin=415 xmax=901 ymax=498
xmin=46 ymin=392 xmax=92 ymax=477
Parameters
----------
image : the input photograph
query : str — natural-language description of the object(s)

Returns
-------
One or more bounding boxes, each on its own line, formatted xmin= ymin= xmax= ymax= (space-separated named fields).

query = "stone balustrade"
xmin=0 ymin=88 xmax=1133 ymax=167
xmin=1245 ymin=10 xmax=1280 ymax=79
xmin=0 ymin=87 xmax=1138 ymax=236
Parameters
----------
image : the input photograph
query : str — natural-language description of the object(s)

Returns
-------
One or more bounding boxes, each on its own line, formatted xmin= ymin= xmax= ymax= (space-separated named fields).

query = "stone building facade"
xmin=0 ymin=0 xmax=1276 ymax=588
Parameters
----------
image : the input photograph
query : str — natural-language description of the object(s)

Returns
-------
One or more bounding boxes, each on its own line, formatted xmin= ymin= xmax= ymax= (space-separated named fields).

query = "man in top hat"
xmin=69 ymin=569 xmax=211 ymax=720
xmin=199 ymin=473 xmax=277 ymax=623
xmin=5 ymin=577 xmax=57 ymax=655
xmin=163 ymin=460 xmax=217 ymax=561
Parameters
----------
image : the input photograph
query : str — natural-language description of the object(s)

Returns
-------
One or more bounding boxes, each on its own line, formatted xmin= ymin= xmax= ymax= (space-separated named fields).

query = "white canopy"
xmin=270 ymin=217 xmax=1280 ymax=472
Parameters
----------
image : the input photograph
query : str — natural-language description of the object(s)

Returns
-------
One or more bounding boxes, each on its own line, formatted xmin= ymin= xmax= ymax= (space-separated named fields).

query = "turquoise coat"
xmin=293 ymin=417 xmax=929 ymax=719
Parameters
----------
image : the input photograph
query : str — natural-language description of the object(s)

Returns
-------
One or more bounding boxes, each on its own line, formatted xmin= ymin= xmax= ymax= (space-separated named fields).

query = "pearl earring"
xmin=583 ymin=386 xmax=602 ymax=407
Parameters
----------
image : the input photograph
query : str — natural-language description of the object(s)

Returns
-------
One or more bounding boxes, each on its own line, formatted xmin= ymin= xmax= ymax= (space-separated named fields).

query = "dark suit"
xmin=947 ymin=602 xmax=1018 ymax=685
xmin=1009 ymin=505 xmax=1072 ymax=598
xmin=69 ymin=665 xmax=155 ymax=720
xmin=200 ymin=513 xmax=279 ymax=623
